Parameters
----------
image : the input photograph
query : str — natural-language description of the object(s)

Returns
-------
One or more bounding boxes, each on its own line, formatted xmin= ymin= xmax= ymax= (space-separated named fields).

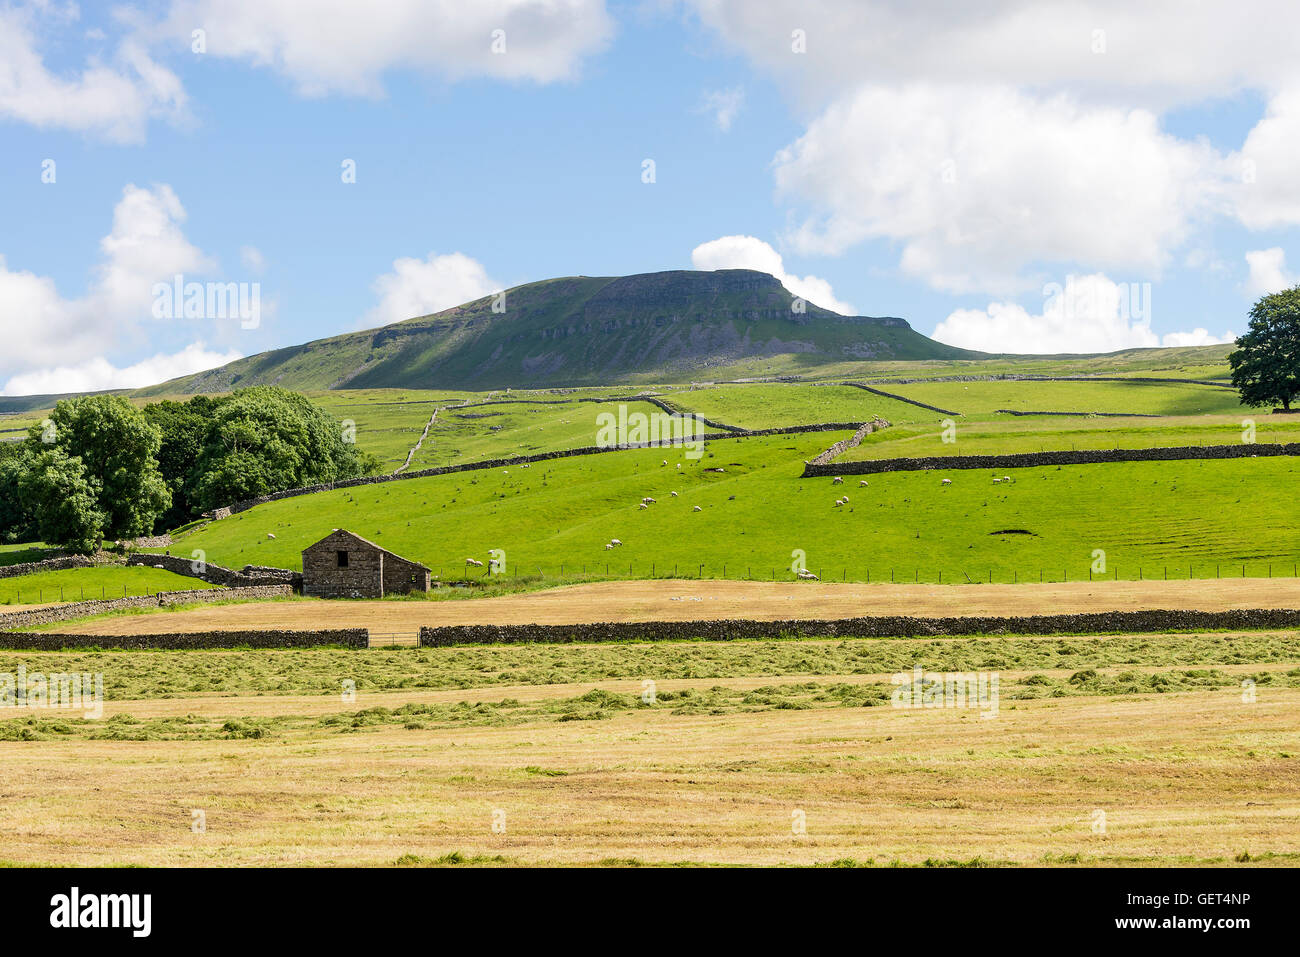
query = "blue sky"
xmin=1 ymin=1 xmax=1297 ymax=394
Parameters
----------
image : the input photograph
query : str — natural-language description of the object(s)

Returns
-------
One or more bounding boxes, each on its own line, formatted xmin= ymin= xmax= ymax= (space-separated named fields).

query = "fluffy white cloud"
xmin=773 ymin=84 xmax=1225 ymax=294
xmin=687 ymin=2 xmax=1300 ymax=292
xmin=691 ymin=234 xmax=854 ymax=314
xmin=361 ymin=252 xmax=501 ymax=329
xmin=1 ymin=343 xmax=242 ymax=396
xmin=160 ymin=0 xmax=613 ymax=96
xmin=93 ymin=184 xmax=216 ymax=318
xmin=1234 ymin=90 xmax=1300 ymax=230
xmin=0 ymin=5 xmax=186 ymax=142
xmin=685 ymin=1 xmax=1300 ymax=110
xmin=1245 ymin=248 xmax=1296 ymax=299
xmin=0 ymin=183 xmax=253 ymax=395
xmin=698 ymin=86 xmax=743 ymax=131
xmin=932 ymin=274 xmax=1234 ymax=354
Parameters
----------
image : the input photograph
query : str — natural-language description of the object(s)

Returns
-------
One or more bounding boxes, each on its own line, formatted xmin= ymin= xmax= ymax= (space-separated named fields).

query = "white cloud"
xmin=932 ymin=273 xmax=1234 ymax=354
xmin=94 ymin=184 xmax=216 ymax=317
xmin=0 ymin=4 xmax=186 ymax=142
xmin=698 ymin=86 xmax=743 ymax=131
xmin=686 ymin=2 xmax=1300 ymax=293
xmin=690 ymin=234 xmax=854 ymax=314
xmin=2 ymin=343 xmax=242 ymax=396
xmin=0 ymin=183 xmax=257 ymax=394
xmin=1245 ymin=248 xmax=1296 ymax=299
xmin=773 ymin=84 xmax=1226 ymax=294
xmin=159 ymin=0 xmax=614 ymax=96
xmin=361 ymin=252 xmax=501 ymax=329
xmin=685 ymin=1 xmax=1300 ymax=110
xmin=1234 ymin=90 xmax=1300 ymax=230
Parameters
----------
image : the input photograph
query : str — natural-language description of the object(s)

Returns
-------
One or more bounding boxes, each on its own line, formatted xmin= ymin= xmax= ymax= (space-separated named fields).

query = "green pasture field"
xmin=842 ymin=415 xmax=1300 ymax=461
xmin=155 ymin=431 xmax=1300 ymax=585
xmin=656 ymin=383 xmax=943 ymax=429
xmin=0 ymin=566 xmax=223 ymax=606
xmin=408 ymin=398 xmax=674 ymax=470
xmin=882 ymin=378 xmax=1246 ymax=417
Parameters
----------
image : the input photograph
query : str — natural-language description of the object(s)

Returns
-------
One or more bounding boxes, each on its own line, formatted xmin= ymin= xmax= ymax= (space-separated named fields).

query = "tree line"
xmin=0 ymin=387 xmax=378 ymax=552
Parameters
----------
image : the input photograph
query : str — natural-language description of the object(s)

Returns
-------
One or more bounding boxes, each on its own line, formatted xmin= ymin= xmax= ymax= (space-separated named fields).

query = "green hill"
xmin=141 ymin=269 xmax=977 ymax=394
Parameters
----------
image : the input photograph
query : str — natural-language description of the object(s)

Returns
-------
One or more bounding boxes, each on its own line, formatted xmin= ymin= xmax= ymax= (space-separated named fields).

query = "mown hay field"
xmin=0 ymin=631 xmax=1296 ymax=866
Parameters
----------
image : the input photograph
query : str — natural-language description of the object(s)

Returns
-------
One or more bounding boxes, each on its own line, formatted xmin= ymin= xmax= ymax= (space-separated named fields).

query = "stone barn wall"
xmin=302 ymin=530 xmax=384 ymax=598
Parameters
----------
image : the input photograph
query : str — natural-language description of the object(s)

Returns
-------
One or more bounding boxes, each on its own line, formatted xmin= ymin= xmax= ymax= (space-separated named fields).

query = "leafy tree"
xmin=17 ymin=448 xmax=105 ymax=553
xmin=1229 ymin=287 xmax=1300 ymax=411
xmin=190 ymin=386 xmax=373 ymax=511
xmin=25 ymin=394 xmax=170 ymax=545
xmin=143 ymin=395 xmax=224 ymax=529
xmin=0 ymin=444 xmax=35 ymax=544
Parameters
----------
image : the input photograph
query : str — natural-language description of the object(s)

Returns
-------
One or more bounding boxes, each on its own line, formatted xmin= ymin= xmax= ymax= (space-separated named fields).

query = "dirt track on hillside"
xmin=49 ymin=576 xmax=1300 ymax=636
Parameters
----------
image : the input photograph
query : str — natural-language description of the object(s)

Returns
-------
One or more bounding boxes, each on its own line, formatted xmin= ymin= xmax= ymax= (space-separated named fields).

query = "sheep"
xmin=859 ymin=480 xmax=869 ymax=487
xmin=796 ymin=569 xmax=819 ymax=580
xmin=604 ymin=543 xmax=614 ymax=550
xmin=662 ymin=460 xmax=667 ymax=467
xmin=676 ymin=463 xmax=682 ymax=469
xmin=670 ymin=491 xmax=678 ymax=497
xmin=1003 ymin=475 xmax=1012 ymax=483
xmin=693 ymin=505 xmax=702 ymax=512
xmin=833 ymin=499 xmax=844 ymax=507
xmin=641 ymin=497 xmax=657 ymax=504
xmin=941 ymin=478 xmax=952 ymax=486
xmin=465 ymin=558 xmax=484 ymax=567
xmin=992 ymin=477 xmax=1002 ymax=484
xmin=267 ymin=532 xmax=276 ymax=539
xmin=832 ymin=476 xmax=844 ymax=485
xmin=610 ymin=539 xmax=622 ymax=546
xmin=638 ymin=503 xmax=648 ymax=509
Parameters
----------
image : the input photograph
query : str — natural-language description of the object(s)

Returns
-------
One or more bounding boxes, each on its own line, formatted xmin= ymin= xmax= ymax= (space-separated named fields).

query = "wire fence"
xmin=429 ymin=561 xmax=1300 ymax=587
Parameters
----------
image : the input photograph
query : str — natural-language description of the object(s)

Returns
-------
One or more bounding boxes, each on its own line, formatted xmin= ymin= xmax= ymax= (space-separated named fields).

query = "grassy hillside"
xmin=157 ymin=432 xmax=1300 ymax=584
xmin=138 ymin=270 xmax=977 ymax=394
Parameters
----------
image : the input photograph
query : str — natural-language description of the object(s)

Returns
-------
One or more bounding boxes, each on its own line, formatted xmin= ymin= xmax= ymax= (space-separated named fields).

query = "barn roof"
xmin=303 ymin=528 xmax=431 ymax=572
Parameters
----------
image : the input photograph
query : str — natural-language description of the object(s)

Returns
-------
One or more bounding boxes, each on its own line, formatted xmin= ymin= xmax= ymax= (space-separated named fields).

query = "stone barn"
xmin=301 ymin=529 xmax=431 ymax=598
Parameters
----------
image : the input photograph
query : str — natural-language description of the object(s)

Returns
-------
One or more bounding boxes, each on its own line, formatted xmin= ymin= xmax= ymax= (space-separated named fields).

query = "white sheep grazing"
xmin=693 ymin=505 xmax=702 ymax=512
xmin=992 ymin=477 xmax=1002 ymax=484
xmin=610 ymin=539 xmax=622 ymax=546
xmin=638 ymin=503 xmax=648 ymax=509
xmin=676 ymin=463 xmax=682 ymax=469
xmin=662 ymin=460 xmax=667 ymax=466
xmin=465 ymin=558 xmax=484 ymax=567
xmin=797 ymin=569 xmax=819 ymax=580
xmin=832 ymin=476 xmax=844 ymax=485
xmin=840 ymin=494 xmax=848 ymax=503
xmin=1003 ymin=476 xmax=1012 ymax=483
xmin=670 ymin=491 xmax=678 ymax=497
xmin=604 ymin=543 xmax=614 ymax=550
xmin=859 ymin=480 xmax=869 ymax=487
xmin=267 ymin=532 xmax=276 ymax=539
xmin=941 ymin=478 xmax=952 ymax=486
xmin=833 ymin=499 xmax=843 ymax=507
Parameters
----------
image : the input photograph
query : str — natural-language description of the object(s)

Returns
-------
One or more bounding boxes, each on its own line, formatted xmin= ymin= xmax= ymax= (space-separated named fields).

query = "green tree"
xmin=191 ymin=386 xmax=373 ymax=511
xmin=1229 ymin=287 xmax=1300 ymax=411
xmin=26 ymin=394 xmax=170 ymax=543
xmin=143 ymin=395 xmax=224 ymax=528
xmin=0 ymin=444 xmax=35 ymax=544
xmin=18 ymin=448 xmax=105 ymax=553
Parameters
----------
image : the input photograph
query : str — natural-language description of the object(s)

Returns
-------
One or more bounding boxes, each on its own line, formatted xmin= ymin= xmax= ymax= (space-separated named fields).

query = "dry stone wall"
xmin=0 ymin=556 xmax=95 ymax=579
xmin=802 ymin=442 xmax=1300 ymax=477
xmin=125 ymin=553 xmax=302 ymax=589
xmin=419 ymin=608 xmax=1300 ymax=646
xmin=0 ymin=627 xmax=367 ymax=650
xmin=0 ymin=584 xmax=290 ymax=630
